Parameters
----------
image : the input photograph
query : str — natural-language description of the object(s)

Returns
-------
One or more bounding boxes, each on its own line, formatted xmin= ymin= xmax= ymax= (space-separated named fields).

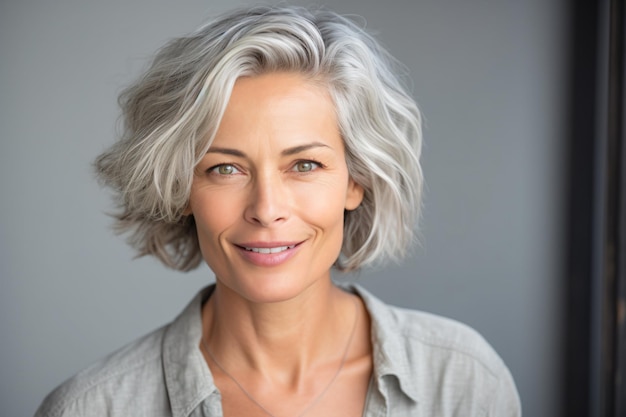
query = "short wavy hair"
xmin=95 ymin=5 xmax=423 ymax=272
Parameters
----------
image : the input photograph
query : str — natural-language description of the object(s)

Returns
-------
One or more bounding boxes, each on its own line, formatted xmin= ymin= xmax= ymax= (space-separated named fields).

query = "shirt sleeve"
xmin=488 ymin=363 xmax=522 ymax=417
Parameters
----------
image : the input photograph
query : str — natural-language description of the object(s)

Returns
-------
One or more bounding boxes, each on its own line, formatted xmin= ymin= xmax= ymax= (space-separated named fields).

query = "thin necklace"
xmin=201 ymin=298 xmax=359 ymax=417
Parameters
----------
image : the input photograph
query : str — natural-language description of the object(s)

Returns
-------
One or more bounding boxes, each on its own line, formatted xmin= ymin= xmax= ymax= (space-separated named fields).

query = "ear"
xmin=182 ymin=202 xmax=192 ymax=216
xmin=345 ymin=178 xmax=364 ymax=211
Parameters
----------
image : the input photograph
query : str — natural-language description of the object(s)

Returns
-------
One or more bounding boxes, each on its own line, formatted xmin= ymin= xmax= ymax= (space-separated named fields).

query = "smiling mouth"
xmin=242 ymin=245 xmax=296 ymax=254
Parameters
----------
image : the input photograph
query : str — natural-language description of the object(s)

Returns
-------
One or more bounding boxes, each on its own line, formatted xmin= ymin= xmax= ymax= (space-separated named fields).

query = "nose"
xmin=244 ymin=171 xmax=290 ymax=227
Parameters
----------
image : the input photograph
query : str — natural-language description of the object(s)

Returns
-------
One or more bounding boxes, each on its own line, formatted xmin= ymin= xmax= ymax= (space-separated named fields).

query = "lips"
xmin=242 ymin=245 xmax=296 ymax=254
xmin=235 ymin=241 xmax=303 ymax=267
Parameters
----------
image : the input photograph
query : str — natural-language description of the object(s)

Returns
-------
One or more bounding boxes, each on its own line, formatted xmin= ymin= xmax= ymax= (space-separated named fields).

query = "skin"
xmin=187 ymin=72 xmax=372 ymax=416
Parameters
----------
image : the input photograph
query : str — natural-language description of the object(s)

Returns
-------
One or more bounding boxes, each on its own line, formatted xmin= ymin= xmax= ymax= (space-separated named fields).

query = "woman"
xmin=36 ymin=5 xmax=521 ymax=417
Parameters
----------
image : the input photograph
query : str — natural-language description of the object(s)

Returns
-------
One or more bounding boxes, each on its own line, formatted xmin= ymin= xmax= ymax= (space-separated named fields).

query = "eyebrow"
xmin=205 ymin=147 xmax=246 ymax=157
xmin=206 ymin=142 xmax=330 ymax=157
xmin=281 ymin=142 xmax=330 ymax=156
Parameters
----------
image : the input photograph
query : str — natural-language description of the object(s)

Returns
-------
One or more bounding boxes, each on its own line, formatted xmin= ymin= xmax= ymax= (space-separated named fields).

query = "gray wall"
xmin=0 ymin=1 xmax=567 ymax=416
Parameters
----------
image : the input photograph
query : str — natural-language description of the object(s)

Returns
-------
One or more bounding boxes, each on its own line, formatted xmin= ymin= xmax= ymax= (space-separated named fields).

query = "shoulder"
xmin=353 ymin=283 xmax=506 ymax=372
xmin=389 ymin=304 xmax=506 ymax=374
xmin=388 ymin=306 xmax=521 ymax=415
xmin=350 ymin=284 xmax=521 ymax=416
xmin=34 ymin=325 xmax=168 ymax=417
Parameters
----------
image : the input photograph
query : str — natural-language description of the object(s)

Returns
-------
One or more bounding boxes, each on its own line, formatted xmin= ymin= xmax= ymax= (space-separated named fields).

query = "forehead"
xmin=228 ymin=72 xmax=332 ymax=112
xmin=213 ymin=72 xmax=341 ymax=147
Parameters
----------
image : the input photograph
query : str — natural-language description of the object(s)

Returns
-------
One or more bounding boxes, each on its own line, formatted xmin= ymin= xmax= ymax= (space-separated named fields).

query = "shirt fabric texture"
xmin=35 ymin=283 xmax=522 ymax=417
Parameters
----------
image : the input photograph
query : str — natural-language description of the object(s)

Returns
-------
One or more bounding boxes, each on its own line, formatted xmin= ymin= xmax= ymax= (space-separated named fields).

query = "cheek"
xmin=191 ymin=193 xmax=241 ymax=273
xmin=294 ymin=181 xmax=348 ymax=228
xmin=191 ymin=193 xmax=234 ymax=247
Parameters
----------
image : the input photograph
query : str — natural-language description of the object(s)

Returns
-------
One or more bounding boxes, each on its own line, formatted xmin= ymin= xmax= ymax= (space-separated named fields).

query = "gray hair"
xmin=95 ymin=5 xmax=423 ymax=272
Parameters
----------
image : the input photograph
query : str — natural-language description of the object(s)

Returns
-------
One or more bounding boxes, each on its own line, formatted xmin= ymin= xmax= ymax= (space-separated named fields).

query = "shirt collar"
xmin=162 ymin=286 xmax=218 ymax=417
xmin=161 ymin=283 xmax=419 ymax=415
xmin=346 ymin=283 xmax=420 ymax=404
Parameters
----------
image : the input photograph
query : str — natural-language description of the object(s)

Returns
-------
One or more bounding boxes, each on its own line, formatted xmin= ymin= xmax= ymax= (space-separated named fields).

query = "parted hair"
xmin=95 ymin=5 xmax=423 ymax=272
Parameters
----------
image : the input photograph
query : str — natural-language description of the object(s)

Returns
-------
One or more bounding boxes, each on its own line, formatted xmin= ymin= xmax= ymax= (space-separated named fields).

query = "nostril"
xmin=244 ymin=182 xmax=290 ymax=226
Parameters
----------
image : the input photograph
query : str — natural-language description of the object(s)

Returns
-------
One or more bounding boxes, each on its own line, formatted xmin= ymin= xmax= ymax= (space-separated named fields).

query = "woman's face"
xmin=188 ymin=72 xmax=363 ymax=303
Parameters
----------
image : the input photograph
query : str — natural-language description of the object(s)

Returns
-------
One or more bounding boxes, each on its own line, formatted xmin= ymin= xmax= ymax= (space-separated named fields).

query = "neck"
xmin=202 ymin=278 xmax=357 ymax=384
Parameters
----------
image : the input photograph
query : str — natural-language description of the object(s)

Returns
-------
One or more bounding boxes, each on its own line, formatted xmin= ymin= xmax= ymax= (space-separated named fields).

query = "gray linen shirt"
xmin=35 ymin=284 xmax=521 ymax=417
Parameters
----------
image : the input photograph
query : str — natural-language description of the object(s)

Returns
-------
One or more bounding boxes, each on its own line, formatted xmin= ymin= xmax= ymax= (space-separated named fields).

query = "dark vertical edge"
xmin=615 ymin=0 xmax=626 ymax=410
xmin=601 ymin=0 xmax=616 ymax=410
xmin=615 ymin=0 xmax=626 ymax=406
xmin=606 ymin=0 xmax=626 ymax=415
xmin=564 ymin=0 xmax=600 ymax=416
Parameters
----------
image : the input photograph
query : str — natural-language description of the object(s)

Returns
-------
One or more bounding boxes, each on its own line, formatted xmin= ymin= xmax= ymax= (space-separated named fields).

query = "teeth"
xmin=244 ymin=245 xmax=295 ymax=254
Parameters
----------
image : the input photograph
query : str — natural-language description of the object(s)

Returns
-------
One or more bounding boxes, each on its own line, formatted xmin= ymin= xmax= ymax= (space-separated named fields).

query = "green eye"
xmin=210 ymin=164 xmax=239 ymax=175
xmin=294 ymin=161 xmax=318 ymax=172
xmin=218 ymin=165 xmax=234 ymax=175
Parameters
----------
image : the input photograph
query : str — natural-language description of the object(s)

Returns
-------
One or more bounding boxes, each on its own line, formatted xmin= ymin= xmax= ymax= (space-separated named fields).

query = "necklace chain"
xmin=201 ymin=298 xmax=359 ymax=417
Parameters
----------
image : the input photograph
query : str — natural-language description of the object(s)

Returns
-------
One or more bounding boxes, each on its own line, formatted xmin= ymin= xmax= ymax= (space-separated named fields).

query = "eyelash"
xmin=206 ymin=159 xmax=325 ymax=176
xmin=291 ymin=159 xmax=324 ymax=173
xmin=207 ymin=163 xmax=241 ymax=176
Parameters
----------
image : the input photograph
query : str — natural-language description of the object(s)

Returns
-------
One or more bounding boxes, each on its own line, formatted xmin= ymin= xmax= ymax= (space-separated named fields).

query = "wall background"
xmin=0 ymin=0 xmax=567 ymax=416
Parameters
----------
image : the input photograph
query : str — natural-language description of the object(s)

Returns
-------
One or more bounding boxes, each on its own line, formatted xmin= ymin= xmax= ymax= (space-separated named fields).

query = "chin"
xmin=217 ymin=270 xmax=328 ymax=304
